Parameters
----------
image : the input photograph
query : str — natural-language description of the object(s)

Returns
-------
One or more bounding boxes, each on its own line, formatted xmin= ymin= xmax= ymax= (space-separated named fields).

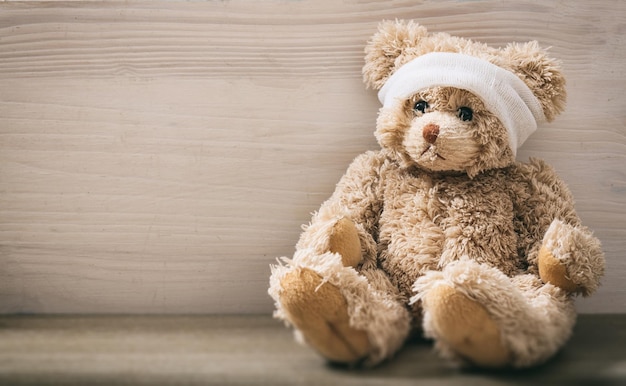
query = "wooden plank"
xmin=0 ymin=314 xmax=624 ymax=385
xmin=0 ymin=1 xmax=624 ymax=313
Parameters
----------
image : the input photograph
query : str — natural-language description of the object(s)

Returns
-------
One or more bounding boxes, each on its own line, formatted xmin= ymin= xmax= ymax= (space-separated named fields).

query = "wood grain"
xmin=0 ymin=1 xmax=624 ymax=314
xmin=0 ymin=315 xmax=624 ymax=384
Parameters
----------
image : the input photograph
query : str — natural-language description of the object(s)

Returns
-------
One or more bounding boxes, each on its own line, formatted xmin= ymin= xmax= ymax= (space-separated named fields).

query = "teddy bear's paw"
xmin=538 ymin=246 xmax=579 ymax=293
xmin=296 ymin=214 xmax=363 ymax=268
xmin=328 ymin=218 xmax=362 ymax=267
xmin=538 ymin=219 xmax=605 ymax=296
xmin=278 ymin=267 xmax=371 ymax=363
xmin=424 ymin=284 xmax=511 ymax=368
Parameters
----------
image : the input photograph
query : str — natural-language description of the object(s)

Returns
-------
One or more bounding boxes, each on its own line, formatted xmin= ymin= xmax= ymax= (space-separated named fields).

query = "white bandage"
xmin=378 ymin=52 xmax=545 ymax=154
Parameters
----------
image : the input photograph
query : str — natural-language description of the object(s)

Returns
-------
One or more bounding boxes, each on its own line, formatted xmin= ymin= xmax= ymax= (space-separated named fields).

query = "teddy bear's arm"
xmin=295 ymin=150 xmax=386 ymax=268
xmin=517 ymin=159 xmax=604 ymax=296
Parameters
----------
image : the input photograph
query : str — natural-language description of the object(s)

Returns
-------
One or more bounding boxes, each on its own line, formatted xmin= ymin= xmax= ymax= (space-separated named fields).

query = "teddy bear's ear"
xmin=500 ymin=41 xmax=567 ymax=122
xmin=363 ymin=20 xmax=429 ymax=90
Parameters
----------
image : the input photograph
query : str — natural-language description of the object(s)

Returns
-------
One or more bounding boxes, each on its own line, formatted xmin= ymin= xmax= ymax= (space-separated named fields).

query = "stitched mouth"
xmin=420 ymin=146 xmax=446 ymax=160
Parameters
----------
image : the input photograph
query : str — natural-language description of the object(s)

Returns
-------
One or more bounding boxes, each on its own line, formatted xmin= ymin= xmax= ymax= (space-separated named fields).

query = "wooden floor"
xmin=0 ymin=314 xmax=624 ymax=385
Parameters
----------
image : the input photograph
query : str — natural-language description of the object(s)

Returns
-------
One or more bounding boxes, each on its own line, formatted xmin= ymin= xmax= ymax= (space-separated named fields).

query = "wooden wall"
xmin=1 ymin=1 xmax=624 ymax=314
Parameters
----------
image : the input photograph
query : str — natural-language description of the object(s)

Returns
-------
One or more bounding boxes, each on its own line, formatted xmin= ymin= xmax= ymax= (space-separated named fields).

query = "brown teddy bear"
xmin=268 ymin=20 xmax=605 ymax=368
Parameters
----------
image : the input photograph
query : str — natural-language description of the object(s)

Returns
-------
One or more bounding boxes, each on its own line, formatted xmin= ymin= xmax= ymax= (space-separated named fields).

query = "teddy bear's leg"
xmin=421 ymin=284 xmax=511 ymax=367
xmin=275 ymin=218 xmax=368 ymax=362
xmin=269 ymin=249 xmax=411 ymax=366
xmin=278 ymin=267 xmax=370 ymax=362
xmin=414 ymin=259 xmax=576 ymax=368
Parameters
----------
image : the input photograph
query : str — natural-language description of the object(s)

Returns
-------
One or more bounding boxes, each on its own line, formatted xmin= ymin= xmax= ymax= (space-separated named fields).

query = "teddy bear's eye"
xmin=414 ymin=100 xmax=429 ymax=114
xmin=458 ymin=106 xmax=473 ymax=122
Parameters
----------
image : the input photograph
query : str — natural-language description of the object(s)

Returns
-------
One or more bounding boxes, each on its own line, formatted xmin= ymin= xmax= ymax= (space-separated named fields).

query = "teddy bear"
xmin=268 ymin=20 xmax=605 ymax=369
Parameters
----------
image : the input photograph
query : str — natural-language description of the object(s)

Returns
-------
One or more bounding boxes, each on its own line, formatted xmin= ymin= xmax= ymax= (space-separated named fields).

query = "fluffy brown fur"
xmin=269 ymin=21 xmax=604 ymax=369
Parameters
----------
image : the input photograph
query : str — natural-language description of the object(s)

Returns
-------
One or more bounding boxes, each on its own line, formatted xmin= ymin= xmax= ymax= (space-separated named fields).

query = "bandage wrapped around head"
xmin=378 ymin=52 xmax=546 ymax=155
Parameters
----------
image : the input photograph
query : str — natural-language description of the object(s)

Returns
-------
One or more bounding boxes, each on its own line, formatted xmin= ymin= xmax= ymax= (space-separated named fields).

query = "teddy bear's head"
xmin=363 ymin=21 xmax=566 ymax=177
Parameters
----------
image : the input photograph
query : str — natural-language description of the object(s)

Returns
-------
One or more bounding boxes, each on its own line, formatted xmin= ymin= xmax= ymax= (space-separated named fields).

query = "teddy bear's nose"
xmin=423 ymin=123 xmax=440 ymax=144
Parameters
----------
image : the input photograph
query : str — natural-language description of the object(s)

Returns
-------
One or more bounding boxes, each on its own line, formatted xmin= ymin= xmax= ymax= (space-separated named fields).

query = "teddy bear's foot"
xmin=278 ymin=267 xmax=371 ymax=363
xmin=424 ymin=285 xmax=511 ymax=367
